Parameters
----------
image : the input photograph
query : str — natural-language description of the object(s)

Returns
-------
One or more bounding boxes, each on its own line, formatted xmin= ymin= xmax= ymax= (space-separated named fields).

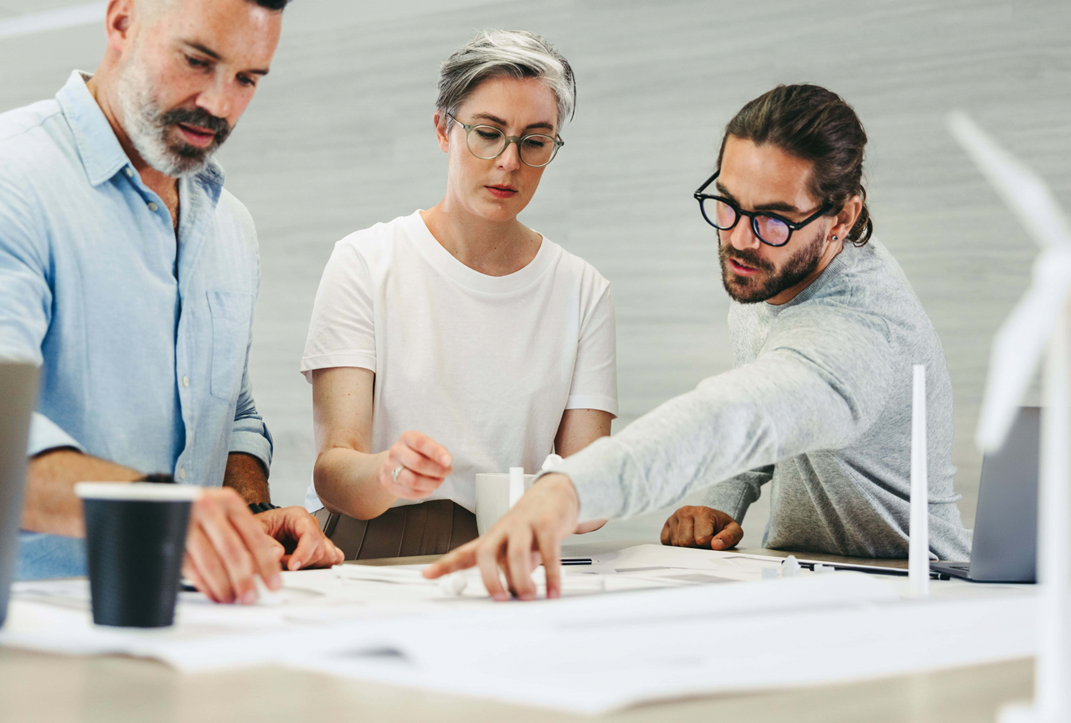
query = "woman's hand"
xmin=379 ymin=430 xmax=453 ymax=500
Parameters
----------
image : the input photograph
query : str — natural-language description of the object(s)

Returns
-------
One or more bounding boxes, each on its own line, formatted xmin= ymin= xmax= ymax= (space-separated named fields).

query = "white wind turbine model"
xmin=947 ymin=112 xmax=1071 ymax=723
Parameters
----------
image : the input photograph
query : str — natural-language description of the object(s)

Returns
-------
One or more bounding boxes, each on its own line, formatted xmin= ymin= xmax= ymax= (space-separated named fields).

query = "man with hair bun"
xmin=0 ymin=0 xmax=342 ymax=603
xmin=427 ymin=84 xmax=972 ymax=601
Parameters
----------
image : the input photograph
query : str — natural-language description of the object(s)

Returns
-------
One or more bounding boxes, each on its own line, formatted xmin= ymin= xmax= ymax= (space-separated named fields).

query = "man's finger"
xmin=711 ymin=521 xmax=744 ymax=551
xmin=286 ymin=515 xmax=325 ymax=571
xmin=536 ymin=530 xmax=562 ymax=599
xmin=182 ymin=551 xmax=219 ymax=603
xmin=477 ymin=536 xmax=509 ymax=601
xmin=197 ymin=498 xmax=260 ymax=604
xmin=505 ymin=529 xmax=535 ymax=600
xmin=184 ymin=525 xmax=234 ymax=603
xmin=327 ymin=539 xmax=345 ymax=565
xmin=423 ymin=540 xmax=478 ymax=578
xmin=222 ymin=496 xmax=284 ymax=589
xmin=674 ymin=514 xmax=696 ymax=548
xmin=660 ymin=518 xmax=673 ymax=546
xmin=694 ymin=512 xmax=716 ymax=547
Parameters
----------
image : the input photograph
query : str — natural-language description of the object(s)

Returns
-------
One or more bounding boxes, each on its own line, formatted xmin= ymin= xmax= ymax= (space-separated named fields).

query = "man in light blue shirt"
xmin=0 ymin=0 xmax=342 ymax=603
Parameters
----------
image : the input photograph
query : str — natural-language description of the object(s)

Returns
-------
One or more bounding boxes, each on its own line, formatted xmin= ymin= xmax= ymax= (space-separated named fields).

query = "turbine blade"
xmin=977 ymin=249 xmax=1071 ymax=450
xmin=947 ymin=112 xmax=1071 ymax=251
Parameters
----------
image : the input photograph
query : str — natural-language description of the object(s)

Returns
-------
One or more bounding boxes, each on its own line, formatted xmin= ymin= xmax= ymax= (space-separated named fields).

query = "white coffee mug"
xmin=474 ymin=471 xmax=537 ymax=536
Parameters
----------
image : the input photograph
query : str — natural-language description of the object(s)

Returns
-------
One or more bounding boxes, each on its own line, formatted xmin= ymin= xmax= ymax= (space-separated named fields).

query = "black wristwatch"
xmin=248 ymin=501 xmax=280 ymax=515
xmin=140 ymin=473 xmax=175 ymax=484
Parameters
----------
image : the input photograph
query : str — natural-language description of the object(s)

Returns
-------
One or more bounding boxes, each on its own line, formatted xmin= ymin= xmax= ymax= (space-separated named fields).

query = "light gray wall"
xmin=2 ymin=0 xmax=1066 ymax=547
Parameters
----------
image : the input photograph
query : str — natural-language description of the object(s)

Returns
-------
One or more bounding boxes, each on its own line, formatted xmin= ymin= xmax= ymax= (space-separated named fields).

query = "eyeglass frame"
xmin=693 ymin=170 xmax=834 ymax=247
xmin=446 ymin=113 xmax=565 ymax=168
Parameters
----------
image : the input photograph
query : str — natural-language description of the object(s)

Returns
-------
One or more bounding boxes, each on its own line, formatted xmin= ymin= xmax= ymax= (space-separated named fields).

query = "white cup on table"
xmin=474 ymin=468 xmax=537 ymax=536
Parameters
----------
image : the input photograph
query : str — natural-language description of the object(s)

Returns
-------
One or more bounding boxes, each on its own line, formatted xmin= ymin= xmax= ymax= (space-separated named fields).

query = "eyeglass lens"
xmin=707 ymin=199 xmax=791 ymax=246
xmin=466 ymin=125 xmax=557 ymax=166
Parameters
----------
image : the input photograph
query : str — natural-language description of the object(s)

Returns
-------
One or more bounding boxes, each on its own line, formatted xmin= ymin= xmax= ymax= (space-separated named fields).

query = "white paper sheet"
xmin=0 ymin=549 xmax=882 ymax=671
xmin=291 ymin=590 xmax=1035 ymax=714
xmin=0 ymin=544 xmax=1038 ymax=714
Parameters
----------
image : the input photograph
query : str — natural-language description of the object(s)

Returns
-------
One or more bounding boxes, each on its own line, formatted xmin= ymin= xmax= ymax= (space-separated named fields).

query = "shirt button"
xmin=147 ymin=202 xmax=159 ymax=212
xmin=182 ymin=376 xmax=190 ymax=387
xmin=178 ymin=468 xmax=186 ymax=480
xmin=124 ymin=168 xmax=133 ymax=178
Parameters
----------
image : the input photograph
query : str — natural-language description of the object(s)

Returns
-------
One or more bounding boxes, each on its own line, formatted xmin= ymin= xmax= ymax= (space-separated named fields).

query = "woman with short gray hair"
xmin=301 ymin=30 xmax=617 ymax=559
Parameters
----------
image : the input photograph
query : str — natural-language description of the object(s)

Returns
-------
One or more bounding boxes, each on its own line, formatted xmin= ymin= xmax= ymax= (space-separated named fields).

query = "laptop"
xmin=0 ymin=361 xmax=39 ymax=626
xmin=930 ymin=406 xmax=1039 ymax=584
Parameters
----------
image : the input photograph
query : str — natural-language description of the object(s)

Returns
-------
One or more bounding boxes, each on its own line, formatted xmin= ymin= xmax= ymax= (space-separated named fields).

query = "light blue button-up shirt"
xmin=0 ymin=71 xmax=272 ymax=507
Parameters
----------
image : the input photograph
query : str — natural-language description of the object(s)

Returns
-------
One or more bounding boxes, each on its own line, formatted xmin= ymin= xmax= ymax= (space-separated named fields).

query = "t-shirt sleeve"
xmin=566 ymin=282 xmax=618 ymax=417
xmin=300 ymin=240 xmax=377 ymax=382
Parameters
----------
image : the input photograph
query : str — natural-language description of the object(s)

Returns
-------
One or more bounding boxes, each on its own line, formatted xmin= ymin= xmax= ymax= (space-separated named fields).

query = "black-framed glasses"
xmin=447 ymin=113 xmax=564 ymax=168
xmin=694 ymin=170 xmax=833 ymax=247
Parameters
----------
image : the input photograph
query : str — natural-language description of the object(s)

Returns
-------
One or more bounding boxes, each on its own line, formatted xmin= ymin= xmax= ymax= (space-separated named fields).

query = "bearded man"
xmin=427 ymin=84 xmax=973 ymax=601
xmin=0 ymin=0 xmax=342 ymax=604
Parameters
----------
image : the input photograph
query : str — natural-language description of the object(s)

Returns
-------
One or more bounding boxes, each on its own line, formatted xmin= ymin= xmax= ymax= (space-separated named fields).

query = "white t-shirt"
xmin=300 ymin=211 xmax=618 ymax=513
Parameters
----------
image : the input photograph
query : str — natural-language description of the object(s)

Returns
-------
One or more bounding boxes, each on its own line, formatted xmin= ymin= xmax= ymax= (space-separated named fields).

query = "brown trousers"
xmin=314 ymin=499 xmax=478 ymax=560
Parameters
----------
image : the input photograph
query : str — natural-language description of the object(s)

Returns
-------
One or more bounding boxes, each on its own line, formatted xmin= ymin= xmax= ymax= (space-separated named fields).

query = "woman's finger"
xmin=390 ymin=442 xmax=451 ymax=478
xmin=400 ymin=431 xmax=452 ymax=469
xmin=389 ymin=468 xmax=446 ymax=499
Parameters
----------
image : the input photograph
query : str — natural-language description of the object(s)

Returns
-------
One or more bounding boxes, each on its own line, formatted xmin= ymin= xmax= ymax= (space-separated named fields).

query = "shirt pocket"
xmin=207 ymin=290 xmax=254 ymax=402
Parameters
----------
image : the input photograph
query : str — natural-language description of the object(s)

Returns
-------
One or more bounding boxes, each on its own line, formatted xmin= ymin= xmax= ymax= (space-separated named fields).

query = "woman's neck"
xmin=421 ymin=198 xmax=541 ymax=277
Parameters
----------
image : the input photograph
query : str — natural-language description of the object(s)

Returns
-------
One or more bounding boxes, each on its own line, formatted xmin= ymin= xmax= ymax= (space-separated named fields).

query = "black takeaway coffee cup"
xmin=75 ymin=482 xmax=201 ymax=628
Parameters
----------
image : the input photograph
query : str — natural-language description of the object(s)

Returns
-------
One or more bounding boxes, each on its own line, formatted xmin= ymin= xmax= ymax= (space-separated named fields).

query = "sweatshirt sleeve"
xmin=546 ymin=305 xmax=895 ymax=521
xmin=702 ymin=466 xmax=773 ymax=524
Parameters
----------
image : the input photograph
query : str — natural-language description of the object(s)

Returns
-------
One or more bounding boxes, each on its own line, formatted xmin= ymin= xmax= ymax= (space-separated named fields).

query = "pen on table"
xmin=561 ymin=558 xmax=593 ymax=566
xmin=797 ymin=561 xmax=946 ymax=580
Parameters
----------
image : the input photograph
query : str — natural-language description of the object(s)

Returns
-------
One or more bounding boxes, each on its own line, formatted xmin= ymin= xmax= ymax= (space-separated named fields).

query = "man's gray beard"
xmin=719 ymin=230 xmax=825 ymax=304
xmin=116 ymin=59 xmax=213 ymax=178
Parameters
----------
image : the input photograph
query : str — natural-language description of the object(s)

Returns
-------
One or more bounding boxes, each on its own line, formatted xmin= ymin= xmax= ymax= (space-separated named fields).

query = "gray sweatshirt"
xmin=552 ymin=239 xmax=972 ymax=560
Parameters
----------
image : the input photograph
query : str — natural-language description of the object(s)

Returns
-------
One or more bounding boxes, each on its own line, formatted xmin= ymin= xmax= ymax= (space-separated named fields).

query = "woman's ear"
xmin=433 ymin=111 xmax=450 ymax=153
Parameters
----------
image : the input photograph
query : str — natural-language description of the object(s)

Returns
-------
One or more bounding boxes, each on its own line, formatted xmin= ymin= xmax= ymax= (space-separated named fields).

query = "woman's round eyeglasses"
xmin=694 ymin=170 xmax=832 ymax=247
xmin=448 ymin=113 xmax=564 ymax=168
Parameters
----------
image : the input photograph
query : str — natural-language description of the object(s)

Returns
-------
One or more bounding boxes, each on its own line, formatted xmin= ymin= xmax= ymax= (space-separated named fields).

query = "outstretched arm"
xmin=554 ymin=408 xmax=611 ymax=533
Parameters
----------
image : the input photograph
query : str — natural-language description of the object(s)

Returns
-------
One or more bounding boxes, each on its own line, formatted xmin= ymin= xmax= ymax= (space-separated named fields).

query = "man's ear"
xmin=433 ymin=111 xmax=450 ymax=153
xmin=829 ymin=194 xmax=862 ymax=242
xmin=104 ymin=0 xmax=137 ymax=56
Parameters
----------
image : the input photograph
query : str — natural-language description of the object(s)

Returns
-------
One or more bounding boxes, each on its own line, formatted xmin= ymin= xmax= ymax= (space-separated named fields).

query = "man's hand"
xmin=256 ymin=506 xmax=344 ymax=571
xmin=423 ymin=473 xmax=580 ymax=601
xmin=660 ymin=506 xmax=743 ymax=550
xmin=182 ymin=488 xmax=285 ymax=604
xmin=379 ymin=431 xmax=453 ymax=500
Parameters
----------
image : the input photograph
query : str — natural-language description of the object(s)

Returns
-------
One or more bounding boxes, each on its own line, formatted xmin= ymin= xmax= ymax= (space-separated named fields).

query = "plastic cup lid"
xmin=74 ymin=482 xmax=203 ymax=501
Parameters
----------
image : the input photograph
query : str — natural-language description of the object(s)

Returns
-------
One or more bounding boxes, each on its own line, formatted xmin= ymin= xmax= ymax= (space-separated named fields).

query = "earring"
xmin=831 ymin=235 xmax=839 ymax=241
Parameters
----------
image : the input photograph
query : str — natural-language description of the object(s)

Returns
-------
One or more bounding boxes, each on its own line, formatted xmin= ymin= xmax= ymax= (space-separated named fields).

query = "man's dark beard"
xmin=719 ymin=230 xmax=824 ymax=303
xmin=160 ymin=107 xmax=231 ymax=160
